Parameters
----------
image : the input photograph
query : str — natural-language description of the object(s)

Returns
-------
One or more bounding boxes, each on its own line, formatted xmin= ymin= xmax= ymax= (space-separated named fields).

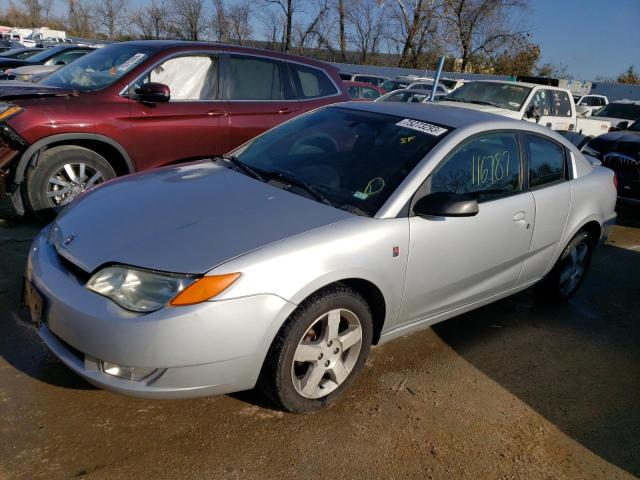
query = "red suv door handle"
xmin=278 ymin=108 xmax=293 ymax=114
xmin=207 ymin=110 xmax=229 ymax=116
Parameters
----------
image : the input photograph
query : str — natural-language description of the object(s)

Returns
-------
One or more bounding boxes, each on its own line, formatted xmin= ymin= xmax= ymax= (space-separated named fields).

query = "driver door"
xmin=399 ymin=131 xmax=535 ymax=325
xmin=126 ymin=53 xmax=229 ymax=170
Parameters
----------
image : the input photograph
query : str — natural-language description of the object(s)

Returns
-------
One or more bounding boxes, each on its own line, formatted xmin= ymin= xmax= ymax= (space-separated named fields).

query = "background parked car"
xmin=1 ymin=64 xmax=62 ymax=82
xmin=574 ymin=94 xmax=608 ymax=116
xmin=340 ymin=73 xmax=389 ymax=87
xmin=0 ymin=47 xmax=44 ymax=60
xmin=0 ymin=40 xmax=349 ymax=216
xmin=590 ymin=100 xmax=640 ymax=130
xmin=0 ymin=45 xmax=95 ymax=77
xmin=344 ymin=81 xmax=386 ymax=101
xmin=376 ymin=89 xmax=444 ymax=103
xmin=583 ymin=119 xmax=640 ymax=202
xmin=406 ymin=81 xmax=450 ymax=95
xmin=440 ymin=80 xmax=611 ymax=137
xmin=379 ymin=79 xmax=409 ymax=92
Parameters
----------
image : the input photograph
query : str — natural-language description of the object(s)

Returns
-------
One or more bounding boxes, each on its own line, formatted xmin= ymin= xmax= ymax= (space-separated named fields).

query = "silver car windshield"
xmin=233 ymin=107 xmax=449 ymax=216
xmin=445 ymin=82 xmax=531 ymax=111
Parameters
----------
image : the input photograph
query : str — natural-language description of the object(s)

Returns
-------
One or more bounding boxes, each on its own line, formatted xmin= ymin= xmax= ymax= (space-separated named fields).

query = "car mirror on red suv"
xmin=134 ymin=82 xmax=171 ymax=104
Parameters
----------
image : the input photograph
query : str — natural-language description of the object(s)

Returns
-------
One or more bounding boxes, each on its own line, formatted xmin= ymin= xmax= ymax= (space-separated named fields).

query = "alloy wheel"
xmin=47 ymin=162 xmax=105 ymax=206
xmin=291 ymin=308 xmax=363 ymax=399
xmin=559 ymin=239 xmax=589 ymax=296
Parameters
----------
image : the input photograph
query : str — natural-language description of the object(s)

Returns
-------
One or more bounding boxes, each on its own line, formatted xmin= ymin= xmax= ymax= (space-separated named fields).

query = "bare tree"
xmin=384 ymin=0 xmax=438 ymax=68
xmin=260 ymin=0 xmax=295 ymax=52
xmin=92 ymin=0 xmax=128 ymax=39
xmin=259 ymin=7 xmax=282 ymax=50
xmin=41 ymin=0 xmax=55 ymax=21
xmin=439 ymin=0 xmax=528 ymax=73
xmin=227 ymin=1 xmax=251 ymax=45
xmin=211 ymin=0 xmax=229 ymax=42
xmin=21 ymin=0 xmax=42 ymax=27
xmin=131 ymin=0 xmax=169 ymax=39
xmin=294 ymin=0 xmax=332 ymax=55
xmin=67 ymin=0 xmax=95 ymax=37
xmin=170 ymin=0 xmax=208 ymax=40
xmin=337 ymin=0 xmax=347 ymax=61
xmin=346 ymin=0 xmax=385 ymax=64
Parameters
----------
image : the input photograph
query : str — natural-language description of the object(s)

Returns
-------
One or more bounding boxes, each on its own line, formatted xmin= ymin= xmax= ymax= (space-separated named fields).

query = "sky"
xmin=528 ymin=0 xmax=640 ymax=80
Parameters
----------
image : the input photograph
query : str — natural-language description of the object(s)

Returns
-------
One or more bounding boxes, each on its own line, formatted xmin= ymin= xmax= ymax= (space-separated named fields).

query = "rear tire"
xmin=258 ymin=284 xmax=373 ymax=413
xmin=24 ymin=145 xmax=116 ymax=220
xmin=534 ymin=230 xmax=593 ymax=303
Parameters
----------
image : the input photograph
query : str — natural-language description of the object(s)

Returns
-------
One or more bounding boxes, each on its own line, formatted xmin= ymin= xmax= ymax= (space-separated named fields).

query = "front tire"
xmin=24 ymin=145 xmax=116 ymax=218
xmin=259 ymin=284 xmax=373 ymax=413
xmin=535 ymin=230 xmax=593 ymax=303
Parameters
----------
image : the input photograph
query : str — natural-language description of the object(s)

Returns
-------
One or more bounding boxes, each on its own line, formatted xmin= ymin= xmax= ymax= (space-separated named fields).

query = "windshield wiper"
xmin=466 ymin=100 xmax=503 ymax=108
xmin=263 ymin=169 xmax=335 ymax=208
xmin=214 ymin=154 xmax=264 ymax=181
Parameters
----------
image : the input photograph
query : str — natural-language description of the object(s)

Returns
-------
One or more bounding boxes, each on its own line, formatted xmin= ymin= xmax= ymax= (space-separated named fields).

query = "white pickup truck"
xmin=439 ymin=80 xmax=611 ymax=138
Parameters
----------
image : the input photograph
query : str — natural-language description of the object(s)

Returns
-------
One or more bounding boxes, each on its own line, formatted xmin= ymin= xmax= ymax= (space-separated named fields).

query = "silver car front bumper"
xmin=27 ymin=231 xmax=297 ymax=399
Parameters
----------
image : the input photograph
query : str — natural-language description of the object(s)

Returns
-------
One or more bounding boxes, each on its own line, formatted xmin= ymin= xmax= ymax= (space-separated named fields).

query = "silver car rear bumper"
xmin=27 ymin=231 xmax=297 ymax=399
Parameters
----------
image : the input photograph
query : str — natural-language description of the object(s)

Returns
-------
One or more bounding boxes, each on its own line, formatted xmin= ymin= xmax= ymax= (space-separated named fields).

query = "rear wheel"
xmin=258 ymin=284 xmax=373 ymax=413
xmin=24 ymin=145 xmax=116 ymax=218
xmin=535 ymin=230 xmax=593 ymax=303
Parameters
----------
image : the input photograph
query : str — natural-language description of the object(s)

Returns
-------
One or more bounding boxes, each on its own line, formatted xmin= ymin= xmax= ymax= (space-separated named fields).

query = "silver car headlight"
xmin=86 ymin=265 xmax=196 ymax=312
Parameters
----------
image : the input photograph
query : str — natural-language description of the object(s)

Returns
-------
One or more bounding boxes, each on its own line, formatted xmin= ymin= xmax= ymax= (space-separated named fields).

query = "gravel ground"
xmin=0 ymin=205 xmax=638 ymax=480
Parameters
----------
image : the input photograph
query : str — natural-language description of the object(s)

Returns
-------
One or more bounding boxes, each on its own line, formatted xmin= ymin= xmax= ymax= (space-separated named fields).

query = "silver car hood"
xmin=52 ymin=161 xmax=352 ymax=274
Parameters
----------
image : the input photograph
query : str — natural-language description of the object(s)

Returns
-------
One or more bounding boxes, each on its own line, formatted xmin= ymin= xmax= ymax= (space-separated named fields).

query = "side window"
xmin=348 ymin=86 xmax=360 ymax=99
xmin=529 ymin=90 xmax=549 ymax=115
xmin=597 ymin=97 xmax=607 ymax=107
xmin=525 ymin=135 xmax=566 ymax=188
xmin=361 ymin=87 xmax=381 ymax=100
xmin=549 ymin=90 xmax=572 ymax=117
xmin=289 ymin=63 xmax=338 ymax=99
xmin=143 ymin=55 xmax=218 ymax=100
xmin=227 ymin=55 xmax=285 ymax=100
xmin=430 ymin=132 xmax=521 ymax=201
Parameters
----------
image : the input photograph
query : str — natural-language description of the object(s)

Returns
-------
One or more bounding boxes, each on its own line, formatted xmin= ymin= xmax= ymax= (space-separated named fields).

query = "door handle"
xmin=206 ymin=110 xmax=229 ymax=116
xmin=277 ymin=108 xmax=293 ymax=114
xmin=513 ymin=212 xmax=527 ymax=224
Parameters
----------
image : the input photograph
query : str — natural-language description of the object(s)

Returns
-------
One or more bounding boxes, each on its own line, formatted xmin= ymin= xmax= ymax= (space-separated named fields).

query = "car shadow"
xmin=432 ymin=242 xmax=640 ymax=477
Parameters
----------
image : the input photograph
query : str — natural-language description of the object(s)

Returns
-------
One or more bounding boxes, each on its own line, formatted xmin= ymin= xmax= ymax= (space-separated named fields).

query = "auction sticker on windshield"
xmin=117 ymin=53 xmax=148 ymax=72
xmin=396 ymin=119 xmax=448 ymax=136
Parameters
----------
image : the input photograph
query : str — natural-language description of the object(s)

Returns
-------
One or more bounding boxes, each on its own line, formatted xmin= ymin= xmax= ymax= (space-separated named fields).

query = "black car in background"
xmin=584 ymin=120 xmax=640 ymax=202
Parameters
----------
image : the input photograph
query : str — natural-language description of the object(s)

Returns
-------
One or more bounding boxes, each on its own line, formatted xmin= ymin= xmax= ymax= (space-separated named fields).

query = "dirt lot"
xmin=1 ymin=205 xmax=639 ymax=480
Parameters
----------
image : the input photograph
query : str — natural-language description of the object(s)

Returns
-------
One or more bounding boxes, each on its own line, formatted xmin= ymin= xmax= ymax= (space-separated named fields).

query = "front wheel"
xmin=258 ymin=284 xmax=373 ymax=413
xmin=535 ymin=231 xmax=593 ymax=303
xmin=24 ymin=145 xmax=117 ymax=218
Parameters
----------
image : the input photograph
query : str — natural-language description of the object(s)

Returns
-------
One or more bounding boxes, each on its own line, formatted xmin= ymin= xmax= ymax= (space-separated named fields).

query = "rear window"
xmin=289 ymin=63 xmax=338 ymax=99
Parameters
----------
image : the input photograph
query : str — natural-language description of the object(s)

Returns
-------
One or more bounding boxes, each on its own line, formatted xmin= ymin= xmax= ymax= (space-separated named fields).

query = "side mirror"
xmin=134 ymin=82 xmax=170 ymax=103
xmin=525 ymin=105 xmax=542 ymax=122
xmin=413 ymin=192 xmax=479 ymax=218
xmin=616 ymin=121 xmax=629 ymax=130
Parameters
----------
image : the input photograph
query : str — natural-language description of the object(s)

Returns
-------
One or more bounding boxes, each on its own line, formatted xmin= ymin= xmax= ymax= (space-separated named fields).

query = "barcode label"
xmin=396 ymin=119 xmax=448 ymax=136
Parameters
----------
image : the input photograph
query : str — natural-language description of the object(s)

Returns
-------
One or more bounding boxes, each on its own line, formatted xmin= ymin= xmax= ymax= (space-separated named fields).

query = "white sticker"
xmin=117 ymin=53 xmax=147 ymax=72
xmin=396 ymin=118 xmax=448 ymax=136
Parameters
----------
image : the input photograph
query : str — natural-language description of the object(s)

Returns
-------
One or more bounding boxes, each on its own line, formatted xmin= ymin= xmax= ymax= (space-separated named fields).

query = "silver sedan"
xmin=25 ymin=102 xmax=617 ymax=412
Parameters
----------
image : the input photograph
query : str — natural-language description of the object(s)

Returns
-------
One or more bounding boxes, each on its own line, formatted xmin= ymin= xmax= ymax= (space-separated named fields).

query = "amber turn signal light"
xmin=170 ymin=273 xmax=240 ymax=306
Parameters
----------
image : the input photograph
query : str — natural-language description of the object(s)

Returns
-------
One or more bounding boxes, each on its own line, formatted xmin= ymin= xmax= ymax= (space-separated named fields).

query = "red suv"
xmin=0 ymin=40 xmax=349 ymax=215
